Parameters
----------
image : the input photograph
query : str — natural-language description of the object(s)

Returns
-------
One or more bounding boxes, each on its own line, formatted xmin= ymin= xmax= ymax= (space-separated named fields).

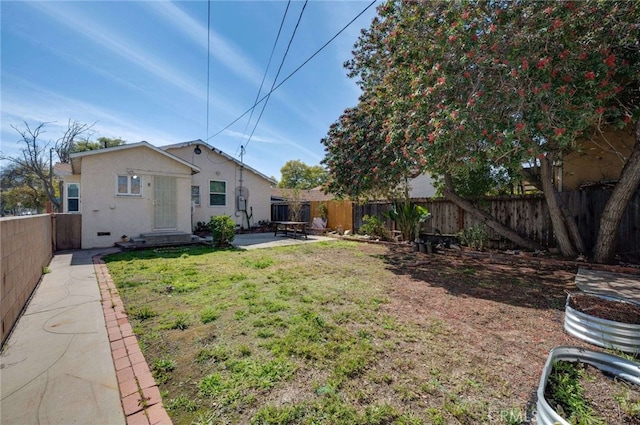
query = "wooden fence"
xmin=272 ymin=200 xmax=353 ymax=232
xmin=271 ymin=202 xmax=311 ymax=223
xmin=353 ymin=186 xmax=640 ymax=257
xmin=310 ymin=201 xmax=353 ymax=232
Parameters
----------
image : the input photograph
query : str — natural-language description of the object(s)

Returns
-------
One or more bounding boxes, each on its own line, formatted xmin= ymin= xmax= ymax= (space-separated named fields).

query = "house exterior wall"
xmin=76 ymin=147 xmax=194 ymax=248
xmin=165 ymin=146 xmax=273 ymax=229
xmin=408 ymin=174 xmax=437 ymax=199
xmin=562 ymin=127 xmax=634 ymax=191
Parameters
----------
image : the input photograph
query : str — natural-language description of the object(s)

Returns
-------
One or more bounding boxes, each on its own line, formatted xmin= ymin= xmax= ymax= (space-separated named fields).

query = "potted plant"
xmin=425 ymin=240 xmax=433 ymax=254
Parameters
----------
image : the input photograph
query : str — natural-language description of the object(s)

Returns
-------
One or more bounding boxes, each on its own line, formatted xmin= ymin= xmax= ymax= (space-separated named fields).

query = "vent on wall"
xmin=97 ymin=232 xmax=111 ymax=236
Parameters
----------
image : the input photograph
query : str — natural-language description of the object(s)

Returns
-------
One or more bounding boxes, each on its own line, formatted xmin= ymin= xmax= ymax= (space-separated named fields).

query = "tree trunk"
xmin=540 ymin=154 xmax=578 ymax=258
xmin=520 ymin=164 xmax=586 ymax=253
xmin=559 ymin=199 xmax=587 ymax=254
xmin=443 ymin=173 xmax=544 ymax=251
xmin=593 ymin=119 xmax=640 ymax=264
xmin=45 ymin=183 xmax=60 ymax=212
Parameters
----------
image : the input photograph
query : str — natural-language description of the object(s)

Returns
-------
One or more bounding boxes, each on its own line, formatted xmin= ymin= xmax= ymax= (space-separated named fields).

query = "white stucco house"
xmin=64 ymin=142 xmax=200 ymax=248
xmin=62 ymin=140 xmax=275 ymax=248
xmin=405 ymin=174 xmax=437 ymax=199
xmin=162 ymin=140 xmax=276 ymax=230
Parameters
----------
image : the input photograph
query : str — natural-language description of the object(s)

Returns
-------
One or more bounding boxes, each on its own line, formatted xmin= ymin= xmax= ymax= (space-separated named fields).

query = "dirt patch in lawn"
xmin=378 ymin=246 xmax=580 ymax=403
xmin=104 ymin=242 xmax=632 ymax=425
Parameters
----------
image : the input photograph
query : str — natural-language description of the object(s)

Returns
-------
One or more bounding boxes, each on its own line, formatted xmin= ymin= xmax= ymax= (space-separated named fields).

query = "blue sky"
xmin=1 ymin=0 xmax=379 ymax=180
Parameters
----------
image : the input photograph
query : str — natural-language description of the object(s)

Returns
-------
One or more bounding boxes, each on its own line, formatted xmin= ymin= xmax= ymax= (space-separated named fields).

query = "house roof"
xmin=271 ymin=187 xmax=335 ymax=202
xmin=69 ymin=141 xmax=201 ymax=175
xmin=162 ymin=139 xmax=277 ymax=185
xmin=53 ymin=162 xmax=72 ymax=177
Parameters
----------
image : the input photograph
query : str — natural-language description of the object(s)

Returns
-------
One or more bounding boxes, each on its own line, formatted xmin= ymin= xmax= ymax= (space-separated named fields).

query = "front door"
xmin=154 ymin=176 xmax=177 ymax=230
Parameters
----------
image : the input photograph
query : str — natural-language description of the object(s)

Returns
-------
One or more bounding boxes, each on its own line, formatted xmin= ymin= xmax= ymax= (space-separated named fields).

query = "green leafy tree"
xmin=73 ymin=137 xmax=126 ymax=152
xmin=323 ymin=0 xmax=640 ymax=262
xmin=278 ymin=160 xmax=328 ymax=189
xmin=1 ymin=163 xmax=48 ymax=214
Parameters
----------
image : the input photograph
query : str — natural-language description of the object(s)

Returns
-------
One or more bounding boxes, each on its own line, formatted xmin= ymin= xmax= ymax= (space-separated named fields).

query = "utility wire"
xmin=206 ymin=0 xmax=211 ymax=140
xmin=236 ymin=1 xmax=291 ymax=156
xmin=242 ymin=0 xmax=307 ymax=152
xmin=206 ymin=0 xmax=377 ymax=142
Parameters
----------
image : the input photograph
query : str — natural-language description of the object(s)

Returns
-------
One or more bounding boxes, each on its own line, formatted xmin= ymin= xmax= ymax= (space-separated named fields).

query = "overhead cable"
xmin=242 ymin=0 xmax=308 ymax=151
xmin=206 ymin=0 xmax=377 ymax=142
xmin=206 ymin=0 xmax=211 ymax=141
xmin=236 ymin=1 xmax=291 ymax=156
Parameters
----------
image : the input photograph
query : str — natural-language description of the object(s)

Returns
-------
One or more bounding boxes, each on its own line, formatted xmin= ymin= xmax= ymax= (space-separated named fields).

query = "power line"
xmin=206 ymin=0 xmax=211 ymax=141
xmin=236 ymin=1 xmax=291 ymax=156
xmin=242 ymin=0 xmax=308 ymax=152
xmin=206 ymin=0 xmax=377 ymax=143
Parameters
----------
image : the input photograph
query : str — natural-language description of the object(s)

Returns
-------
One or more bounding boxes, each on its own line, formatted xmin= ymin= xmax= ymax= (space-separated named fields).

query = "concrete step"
xmin=139 ymin=232 xmax=192 ymax=244
xmin=116 ymin=232 xmax=207 ymax=251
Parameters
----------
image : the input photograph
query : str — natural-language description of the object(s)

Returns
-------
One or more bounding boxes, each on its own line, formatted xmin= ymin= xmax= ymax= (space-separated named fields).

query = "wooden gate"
xmin=54 ymin=213 xmax=81 ymax=250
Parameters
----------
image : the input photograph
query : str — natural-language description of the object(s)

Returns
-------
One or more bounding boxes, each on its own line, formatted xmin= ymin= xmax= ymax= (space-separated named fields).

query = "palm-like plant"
xmin=383 ymin=202 xmax=430 ymax=242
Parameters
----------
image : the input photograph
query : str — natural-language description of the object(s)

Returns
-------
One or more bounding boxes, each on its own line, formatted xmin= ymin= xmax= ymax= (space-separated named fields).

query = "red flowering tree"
xmin=322 ymin=0 xmax=640 ymax=262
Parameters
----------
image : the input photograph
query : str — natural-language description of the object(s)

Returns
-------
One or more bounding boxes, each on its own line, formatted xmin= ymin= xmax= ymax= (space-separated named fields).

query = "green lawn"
xmin=104 ymin=241 xmax=532 ymax=425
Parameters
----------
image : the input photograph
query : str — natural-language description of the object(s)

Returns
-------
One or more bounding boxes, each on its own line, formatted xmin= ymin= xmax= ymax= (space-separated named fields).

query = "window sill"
xmin=116 ymin=194 xmax=143 ymax=198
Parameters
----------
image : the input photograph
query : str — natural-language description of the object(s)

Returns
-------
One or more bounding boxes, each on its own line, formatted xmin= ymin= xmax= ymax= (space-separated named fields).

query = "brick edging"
xmin=93 ymin=255 xmax=173 ymax=425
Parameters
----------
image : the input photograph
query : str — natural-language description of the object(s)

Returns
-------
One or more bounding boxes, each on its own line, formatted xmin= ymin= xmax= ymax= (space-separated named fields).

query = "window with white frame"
xmin=191 ymin=185 xmax=200 ymax=206
xmin=117 ymin=175 xmax=141 ymax=196
xmin=209 ymin=180 xmax=226 ymax=206
xmin=67 ymin=183 xmax=80 ymax=212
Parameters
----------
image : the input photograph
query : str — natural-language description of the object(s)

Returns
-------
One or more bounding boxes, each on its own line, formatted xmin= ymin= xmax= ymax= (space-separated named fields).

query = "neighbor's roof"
xmin=162 ymin=139 xmax=277 ymax=185
xmin=53 ymin=162 xmax=72 ymax=177
xmin=69 ymin=141 xmax=200 ymax=175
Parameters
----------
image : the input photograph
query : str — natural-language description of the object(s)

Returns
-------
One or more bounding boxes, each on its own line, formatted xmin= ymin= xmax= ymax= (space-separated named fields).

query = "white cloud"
xmin=1 ymin=77 xmax=180 ymax=149
xmin=144 ymin=1 xmax=265 ymax=87
xmin=27 ymin=2 xmax=206 ymax=101
xmin=222 ymin=130 xmax=283 ymax=145
xmin=146 ymin=1 xmax=340 ymax=134
xmin=220 ymin=128 xmax=322 ymax=164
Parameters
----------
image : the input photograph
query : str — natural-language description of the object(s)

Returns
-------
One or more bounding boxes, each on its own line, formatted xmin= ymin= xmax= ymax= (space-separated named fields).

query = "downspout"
xmin=239 ymin=146 xmax=245 ymax=229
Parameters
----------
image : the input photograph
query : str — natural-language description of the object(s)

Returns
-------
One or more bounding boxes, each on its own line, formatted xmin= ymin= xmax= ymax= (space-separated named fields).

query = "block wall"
xmin=1 ymin=215 xmax=53 ymax=345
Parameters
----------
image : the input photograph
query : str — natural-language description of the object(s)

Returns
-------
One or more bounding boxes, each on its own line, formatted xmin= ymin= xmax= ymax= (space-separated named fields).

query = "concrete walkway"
xmin=575 ymin=267 xmax=640 ymax=303
xmin=232 ymin=232 xmax=335 ymax=250
xmin=0 ymin=249 xmax=125 ymax=425
xmin=1 ymin=248 xmax=173 ymax=425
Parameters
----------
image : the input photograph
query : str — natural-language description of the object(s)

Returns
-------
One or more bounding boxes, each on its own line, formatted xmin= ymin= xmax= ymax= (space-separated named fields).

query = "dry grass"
xmin=104 ymin=240 xmax=601 ymax=424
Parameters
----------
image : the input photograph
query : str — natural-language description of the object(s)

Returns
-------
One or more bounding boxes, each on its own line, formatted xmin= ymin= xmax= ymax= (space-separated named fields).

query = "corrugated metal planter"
xmin=536 ymin=346 xmax=640 ymax=425
xmin=564 ymin=292 xmax=640 ymax=354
